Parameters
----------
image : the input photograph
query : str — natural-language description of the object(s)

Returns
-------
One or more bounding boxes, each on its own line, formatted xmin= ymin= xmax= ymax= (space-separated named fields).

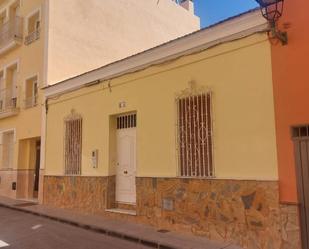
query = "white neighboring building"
xmin=45 ymin=0 xmax=200 ymax=85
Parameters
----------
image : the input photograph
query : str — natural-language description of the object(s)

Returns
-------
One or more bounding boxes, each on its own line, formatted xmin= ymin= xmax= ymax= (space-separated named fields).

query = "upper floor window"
xmin=0 ymin=0 xmax=20 ymax=25
xmin=64 ymin=110 xmax=82 ymax=175
xmin=0 ymin=62 xmax=19 ymax=114
xmin=24 ymin=75 xmax=38 ymax=109
xmin=2 ymin=63 xmax=18 ymax=110
xmin=25 ymin=9 xmax=40 ymax=45
xmin=0 ymin=1 xmax=22 ymax=53
xmin=176 ymin=91 xmax=214 ymax=178
xmin=0 ymin=11 xmax=6 ymax=26
xmin=8 ymin=1 xmax=20 ymax=19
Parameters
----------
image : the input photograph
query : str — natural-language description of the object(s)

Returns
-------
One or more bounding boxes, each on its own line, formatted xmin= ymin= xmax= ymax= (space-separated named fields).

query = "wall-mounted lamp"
xmin=255 ymin=0 xmax=288 ymax=45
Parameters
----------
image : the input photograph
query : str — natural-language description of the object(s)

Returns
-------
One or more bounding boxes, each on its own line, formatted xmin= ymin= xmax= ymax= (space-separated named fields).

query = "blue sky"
xmin=194 ymin=0 xmax=259 ymax=28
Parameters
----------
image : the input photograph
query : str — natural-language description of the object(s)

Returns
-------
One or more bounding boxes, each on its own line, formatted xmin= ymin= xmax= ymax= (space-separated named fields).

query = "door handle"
xmin=124 ymin=170 xmax=128 ymax=174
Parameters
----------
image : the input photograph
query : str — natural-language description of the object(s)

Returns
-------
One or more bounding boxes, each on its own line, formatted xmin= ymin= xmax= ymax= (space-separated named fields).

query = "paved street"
xmin=0 ymin=207 xmax=149 ymax=249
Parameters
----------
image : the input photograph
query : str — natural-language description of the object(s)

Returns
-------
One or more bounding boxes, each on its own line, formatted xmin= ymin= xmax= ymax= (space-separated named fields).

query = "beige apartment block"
xmin=0 ymin=0 xmax=199 ymax=201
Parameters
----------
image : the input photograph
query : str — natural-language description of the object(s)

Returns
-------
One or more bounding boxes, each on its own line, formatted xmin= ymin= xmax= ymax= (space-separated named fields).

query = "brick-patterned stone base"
xmin=44 ymin=176 xmax=115 ymax=215
xmin=280 ymin=204 xmax=301 ymax=249
xmin=136 ymin=178 xmax=301 ymax=249
xmin=0 ymin=170 xmax=17 ymax=198
xmin=43 ymin=176 xmax=301 ymax=249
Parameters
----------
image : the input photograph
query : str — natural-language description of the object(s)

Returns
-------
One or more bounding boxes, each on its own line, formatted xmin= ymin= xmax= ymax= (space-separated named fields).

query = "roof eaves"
xmin=44 ymin=8 xmax=268 ymax=97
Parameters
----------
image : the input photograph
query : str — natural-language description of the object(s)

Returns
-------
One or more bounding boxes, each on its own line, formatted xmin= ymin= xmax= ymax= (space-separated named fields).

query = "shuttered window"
xmin=64 ymin=113 xmax=82 ymax=175
xmin=176 ymin=92 xmax=213 ymax=177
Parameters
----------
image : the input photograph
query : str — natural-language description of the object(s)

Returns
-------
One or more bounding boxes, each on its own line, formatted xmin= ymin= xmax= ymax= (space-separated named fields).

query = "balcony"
xmin=24 ymin=95 xmax=38 ymax=109
xmin=25 ymin=28 xmax=40 ymax=45
xmin=0 ymin=88 xmax=19 ymax=118
xmin=0 ymin=16 xmax=23 ymax=55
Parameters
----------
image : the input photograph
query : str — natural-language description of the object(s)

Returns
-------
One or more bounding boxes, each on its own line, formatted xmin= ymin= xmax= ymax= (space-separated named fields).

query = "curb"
xmin=0 ymin=203 xmax=179 ymax=249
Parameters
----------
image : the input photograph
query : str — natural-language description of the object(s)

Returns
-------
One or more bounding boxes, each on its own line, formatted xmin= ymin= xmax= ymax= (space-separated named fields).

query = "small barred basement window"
xmin=64 ymin=111 xmax=82 ymax=175
xmin=176 ymin=92 xmax=213 ymax=177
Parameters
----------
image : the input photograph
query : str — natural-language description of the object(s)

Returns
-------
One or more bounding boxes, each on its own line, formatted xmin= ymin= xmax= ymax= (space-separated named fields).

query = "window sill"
xmin=0 ymin=107 xmax=20 ymax=119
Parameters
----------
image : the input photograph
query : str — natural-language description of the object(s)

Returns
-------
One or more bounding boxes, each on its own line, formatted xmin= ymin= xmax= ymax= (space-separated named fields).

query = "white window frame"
xmin=0 ymin=0 xmax=21 ymax=23
xmin=0 ymin=128 xmax=16 ymax=170
xmin=8 ymin=0 xmax=20 ymax=19
xmin=24 ymin=73 xmax=39 ymax=109
xmin=5 ymin=60 xmax=19 ymax=100
xmin=24 ymin=7 xmax=41 ymax=41
xmin=4 ymin=58 xmax=20 ymax=77
xmin=0 ymin=9 xmax=7 ymax=25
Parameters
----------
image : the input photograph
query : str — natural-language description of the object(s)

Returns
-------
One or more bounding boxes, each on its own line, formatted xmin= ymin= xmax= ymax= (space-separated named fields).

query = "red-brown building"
xmin=271 ymin=0 xmax=309 ymax=247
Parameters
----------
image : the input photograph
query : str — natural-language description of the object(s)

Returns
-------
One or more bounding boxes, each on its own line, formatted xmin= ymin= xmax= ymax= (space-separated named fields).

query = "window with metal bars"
xmin=64 ymin=112 xmax=82 ymax=175
xmin=117 ymin=113 xmax=137 ymax=129
xmin=176 ymin=92 xmax=213 ymax=177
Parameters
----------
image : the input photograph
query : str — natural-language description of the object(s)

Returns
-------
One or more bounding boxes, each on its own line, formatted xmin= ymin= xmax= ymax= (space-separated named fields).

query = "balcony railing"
xmin=25 ymin=28 xmax=40 ymax=45
xmin=24 ymin=95 xmax=38 ymax=109
xmin=0 ymin=16 xmax=23 ymax=52
xmin=0 ymin=88 xmax=18 ymax=114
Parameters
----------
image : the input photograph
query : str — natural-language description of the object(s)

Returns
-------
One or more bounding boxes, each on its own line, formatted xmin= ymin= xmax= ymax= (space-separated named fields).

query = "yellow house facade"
xmin=0 ymin=0 xmax=199 ymax=201
xmin=43 ymin=10 xmax=300 ymax=249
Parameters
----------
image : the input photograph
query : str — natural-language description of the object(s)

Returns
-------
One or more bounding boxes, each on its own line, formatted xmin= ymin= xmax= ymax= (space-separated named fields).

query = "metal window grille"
xmin=64 ymin=112 xmax=82 ymax=175
xmin=25 ymin=28 xmax=40 ymax=45
xmin=176 ymin=92 xmax=213 ymax=177
xmin=117 ymin=113 xmax=137 ymax=130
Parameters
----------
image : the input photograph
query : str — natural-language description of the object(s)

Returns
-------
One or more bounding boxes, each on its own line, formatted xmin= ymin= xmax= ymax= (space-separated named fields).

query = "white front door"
xmin=116 ymin=114 xmax=137 ymax=204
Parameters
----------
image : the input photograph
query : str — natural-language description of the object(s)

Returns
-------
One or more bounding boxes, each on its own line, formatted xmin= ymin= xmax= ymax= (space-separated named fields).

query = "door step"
xmin=116 ymin=202 xmax=136 ymax=211
xmin=105 ymin=208 xmax=136 ymax=216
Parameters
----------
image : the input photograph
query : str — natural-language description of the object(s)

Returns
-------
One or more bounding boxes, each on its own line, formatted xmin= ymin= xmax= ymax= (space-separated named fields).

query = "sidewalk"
xmin=0 ymin=196 xmax=241 ymax=249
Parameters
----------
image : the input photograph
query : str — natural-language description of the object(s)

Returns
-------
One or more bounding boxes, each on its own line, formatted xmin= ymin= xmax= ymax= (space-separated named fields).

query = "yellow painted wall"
xmin=45 ymin=33 xmax=278 ymax=180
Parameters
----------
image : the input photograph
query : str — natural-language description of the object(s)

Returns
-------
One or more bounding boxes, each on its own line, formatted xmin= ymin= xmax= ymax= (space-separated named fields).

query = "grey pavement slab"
xmin=0 ymin=196 xmax=242 ymax=249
